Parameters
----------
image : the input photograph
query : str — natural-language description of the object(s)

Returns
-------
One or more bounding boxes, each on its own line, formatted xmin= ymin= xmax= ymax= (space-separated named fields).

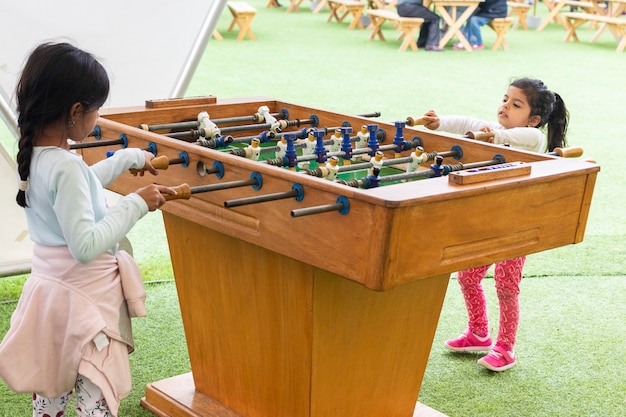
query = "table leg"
xmin=368 ymin=16 xmax=387 ymax=40
xmin=347 ymin=7 xmax=365 ymax=30
xmin=287 ymin=0 xmax=304 ymax=12
xmin=437 ymin=5 xmax=478 ymax=50
xmin=313 ymin=0 xmax=328 ymax=13
xmin=536 ymin=1 xmax=566 ymax=31
xmin=399 ymin=25 xmax=420 ymax=51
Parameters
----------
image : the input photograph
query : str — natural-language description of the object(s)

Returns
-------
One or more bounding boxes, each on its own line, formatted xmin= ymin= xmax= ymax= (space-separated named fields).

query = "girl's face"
xmin=497 ymin=86 xmax=540 ymax=129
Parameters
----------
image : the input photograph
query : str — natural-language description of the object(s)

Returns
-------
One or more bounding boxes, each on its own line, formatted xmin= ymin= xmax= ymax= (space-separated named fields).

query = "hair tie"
xmin=19 ymin=180 xmax=28 ymax=191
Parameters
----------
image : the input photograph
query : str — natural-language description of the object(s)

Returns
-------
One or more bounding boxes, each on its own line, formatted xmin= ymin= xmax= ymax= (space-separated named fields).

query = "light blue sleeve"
xmin=90 ymin=148 xmax=145 ymax=187
xmin=437 ymin=115 xmax=501 ymax=136
xmin=52 ymin=155 xmax=148 ymax=264
xmin=492 ymin=127 xmax=545 ymax=152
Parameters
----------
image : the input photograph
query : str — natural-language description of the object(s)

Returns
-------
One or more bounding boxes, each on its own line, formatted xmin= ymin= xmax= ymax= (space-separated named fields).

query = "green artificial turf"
xmin=1 ymin=0 xmax=625 ymax=415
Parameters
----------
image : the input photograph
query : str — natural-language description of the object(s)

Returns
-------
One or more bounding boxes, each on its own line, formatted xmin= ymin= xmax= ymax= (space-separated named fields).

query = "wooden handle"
xmin=553 ymin=146 xmax=583 ymax=158
xmin=129 ymin=155 xmax=170 ymax=174
xmin=164 ymin=183 xmax=192 ymax=201
xmin=406 ymin=116 xmax=427 ymax=126
xmin=465 ymin=131 xmax=495 ymax=142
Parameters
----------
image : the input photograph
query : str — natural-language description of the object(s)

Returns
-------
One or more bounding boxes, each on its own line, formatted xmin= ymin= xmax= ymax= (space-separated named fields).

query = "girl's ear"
xmin=527 ymin=115 xmax=541 ymax=127
xmin=68 ymin=102 xmax=83 ymax=120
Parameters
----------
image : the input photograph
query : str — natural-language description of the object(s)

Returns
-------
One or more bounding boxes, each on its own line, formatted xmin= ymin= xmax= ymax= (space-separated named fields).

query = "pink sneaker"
xmin=444 ymin=329 xmax=493 ymax=352
xmin=477 ymin=345 xmax=516 ymax=372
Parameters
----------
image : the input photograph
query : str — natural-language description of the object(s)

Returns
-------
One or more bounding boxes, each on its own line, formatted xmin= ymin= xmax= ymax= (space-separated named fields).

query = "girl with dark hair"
xmin=0 ymin=41 xmax=176 ymax=416
xmin=419 ymin=77 xmax=569 ymax=372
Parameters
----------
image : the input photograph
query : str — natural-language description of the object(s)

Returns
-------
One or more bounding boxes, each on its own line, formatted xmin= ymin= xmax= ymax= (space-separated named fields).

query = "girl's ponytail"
xmin=546 ymin=93 xmax=568 ymax=152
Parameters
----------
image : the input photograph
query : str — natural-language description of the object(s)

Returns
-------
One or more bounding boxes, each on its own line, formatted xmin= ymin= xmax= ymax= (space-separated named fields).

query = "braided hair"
xmin=15 ymin=42 xmax=109 ymax=207
xmin=509 ymin=78 xmax=569 ymax=152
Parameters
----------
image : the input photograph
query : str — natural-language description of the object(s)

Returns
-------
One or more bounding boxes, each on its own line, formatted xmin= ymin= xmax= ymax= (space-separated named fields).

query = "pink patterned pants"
xmin=456 ymin=256 xmax=526 ymax=351
xmin=32 ymin=375 xmax=110 ymax=417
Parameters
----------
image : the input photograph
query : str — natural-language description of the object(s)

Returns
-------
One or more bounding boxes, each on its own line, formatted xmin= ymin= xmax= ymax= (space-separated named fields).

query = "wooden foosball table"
xmin=80 ymin=96 xmax=599 ymax=417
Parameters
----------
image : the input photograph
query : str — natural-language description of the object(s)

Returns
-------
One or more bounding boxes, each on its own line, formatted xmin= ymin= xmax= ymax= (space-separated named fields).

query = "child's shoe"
xmin=477 ymin=345 xmax=516 ymax=371
xmin=444 ymin=329 xmax=492 ymax=352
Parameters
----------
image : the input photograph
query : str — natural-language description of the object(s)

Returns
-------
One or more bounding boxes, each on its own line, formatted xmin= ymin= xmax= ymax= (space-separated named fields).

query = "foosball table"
xmin=80 ymin=96 xmax=599 ymax=417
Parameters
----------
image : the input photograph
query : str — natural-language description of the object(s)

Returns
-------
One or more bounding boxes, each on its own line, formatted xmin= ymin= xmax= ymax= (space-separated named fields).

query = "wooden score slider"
xmin=448 ymin=161 xmax=531 ymax=185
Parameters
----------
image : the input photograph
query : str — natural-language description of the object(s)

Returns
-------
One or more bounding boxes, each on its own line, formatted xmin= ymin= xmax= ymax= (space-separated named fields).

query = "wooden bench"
xmin=227 ymin=1 xmax=257 ymax=40
xmin=537 ymin=0 xmax=601 ymax=31
xmin=507 ymin=1 xmax=532 ymax=30
xmin=366 ymin=9 xmax=424 ymax=51
xmin=488 ymin=17 xmax=514 ymax=50
xmin=562 ymin=12 xmax=626 ymax=52
xmin=327 ymin=0 xmax=367 ymax=30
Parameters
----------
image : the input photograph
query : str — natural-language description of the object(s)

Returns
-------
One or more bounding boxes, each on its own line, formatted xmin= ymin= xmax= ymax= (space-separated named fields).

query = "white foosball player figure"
xmin=246 ymin=138 xmax=262 ymax=161
xmin=406 ymin=146 xmax=427 ymax=173
xmin=197 ymin=111 xmax=221 ymax=138
xmin=354 ymin=125 xmax=369 ymax=162
xmin=298 ymin=131 xmax=317 ymax=170
xmin=322 ymin=156 xmax=340 ymax=181
xmin=258 ymin=105 xmax=280 ymax=133
xmin=329 ymin=129 xmax=342 ymax=153
xmin=276 ymin=137 xmax=288 ymax=159
xmin=370 ymin=150 xmax=385 ymax=171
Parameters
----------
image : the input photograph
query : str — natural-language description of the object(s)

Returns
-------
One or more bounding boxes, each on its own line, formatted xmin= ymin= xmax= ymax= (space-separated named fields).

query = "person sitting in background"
xmin=397 ymin=0 xmax=445 ymax=51
xmin=453 ymin=0 xmax=507 ymax=50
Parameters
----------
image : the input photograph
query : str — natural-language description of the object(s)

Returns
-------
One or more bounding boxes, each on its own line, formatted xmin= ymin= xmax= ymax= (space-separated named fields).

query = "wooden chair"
xmin=227 ymin=1 xmax=257 ymax=40
xmin=488 ymin=17 xmax=514 ymax=50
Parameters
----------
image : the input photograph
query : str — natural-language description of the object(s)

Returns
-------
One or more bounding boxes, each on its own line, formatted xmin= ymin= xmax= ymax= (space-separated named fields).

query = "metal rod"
xmin=291 ymin=196 xmax=349 ymax=217
xmin=224 ymin=188 xmax=299 ymax=208
xmin=70 ymin=138 xmax=124 ymax=149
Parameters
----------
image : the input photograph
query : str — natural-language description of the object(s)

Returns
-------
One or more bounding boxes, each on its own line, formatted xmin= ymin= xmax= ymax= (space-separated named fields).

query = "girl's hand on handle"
xmin=136 ymin=184 xmax=178 ymax=211
xmin=132 ymin=151 xmax=161 ymax=177
xmin=422 ymin=110 xmax=440 ymax=130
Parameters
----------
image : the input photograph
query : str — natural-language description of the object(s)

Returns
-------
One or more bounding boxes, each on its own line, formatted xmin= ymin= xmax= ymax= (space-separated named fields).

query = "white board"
xmin=0 ymin=0 xmax=226 ymax=275
xmin=0 ymin=0 xmax=226 ymax=131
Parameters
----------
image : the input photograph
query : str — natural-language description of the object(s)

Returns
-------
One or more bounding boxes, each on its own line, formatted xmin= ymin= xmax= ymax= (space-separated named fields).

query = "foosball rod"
xmin=164 ymin=172 xmax=263 ymax=201
xmin=70 ymin=136 xmax=126 ymax=149
xmin=334 ymin=144 xmax=457 ymax=174
xmin=379 ymin=156 xmax=507 ymax=184
xmin=224 ymin=183 xmax=304 ymax=208
xmin=338 ymin=155 xmax=506 ymax=188
xmin=290 ymin=196 xmax=350 ymax=218
xmin=165 ymin=117 xmax=318 ymax=141
xmin=462 ymin=131 xmax=585 ymax=159
xmin=138 ymin=110 xmax=286 ymax=132
xmin=72 ymin=136 xmax=158 ymax=160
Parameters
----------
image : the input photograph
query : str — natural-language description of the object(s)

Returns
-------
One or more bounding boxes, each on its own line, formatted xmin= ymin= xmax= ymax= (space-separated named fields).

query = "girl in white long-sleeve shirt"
xmin=0 ymin=42 xmax=176 ymax=416
xmin=420 ymin=77 xmax=569 ymax=372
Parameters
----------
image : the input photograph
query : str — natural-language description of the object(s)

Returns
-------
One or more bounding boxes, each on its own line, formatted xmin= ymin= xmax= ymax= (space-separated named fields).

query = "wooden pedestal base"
xmin=141 ymin=373 xmax=449 ymax=417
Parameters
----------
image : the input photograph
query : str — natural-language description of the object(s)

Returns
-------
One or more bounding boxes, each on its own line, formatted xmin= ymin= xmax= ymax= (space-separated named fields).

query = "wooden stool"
xmin=488 ymin=17 xmax=514 ymax=50
xmin=212 ymin=30 xmax=223 ymax=40
xmin=327 ymin=0 xmax=366 ymax=30
xmin=227 ymin=1 xmax=257 ymax=40
xmin=507 ymin=1 xmax=532 ymax=30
